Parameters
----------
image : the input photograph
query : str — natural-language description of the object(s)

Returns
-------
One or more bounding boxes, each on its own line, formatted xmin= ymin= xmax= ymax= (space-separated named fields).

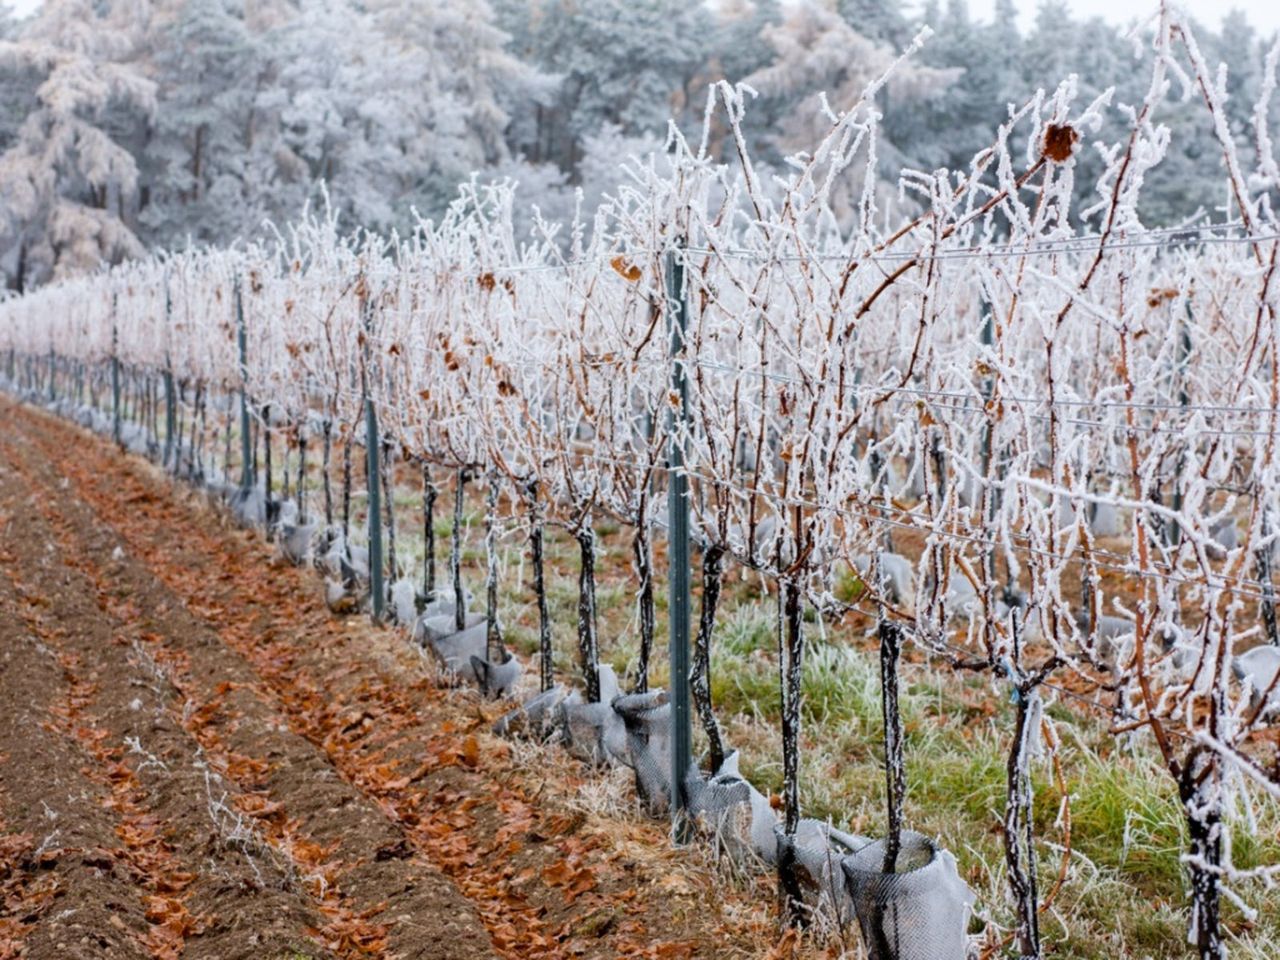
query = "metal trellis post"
xmin=1170 ymin=300 xmax=1192 ymax=547
xmin=366 ymin=401 xmax=384 ymax=622
xmin=362 ymin=292 xmax=385 ymax=623
xmin=235 ymin=279 xmax=254 ymax=490
xmin=163 ymin=277 xmax=176 ymax=470
xmin=665 ymin=244 xmax=693 ymax=844
xmin=979 ymin=306 xmax=997 ymax=582
xmin=163 ymin=365 xmax=176 ymax=469
xmin=111 ymin=320 xmax=121 ymax=447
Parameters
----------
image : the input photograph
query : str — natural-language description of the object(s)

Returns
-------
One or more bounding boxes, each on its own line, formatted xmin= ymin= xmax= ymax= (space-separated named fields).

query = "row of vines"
xmin=5 ymin=7 xmax=1280 ymax=958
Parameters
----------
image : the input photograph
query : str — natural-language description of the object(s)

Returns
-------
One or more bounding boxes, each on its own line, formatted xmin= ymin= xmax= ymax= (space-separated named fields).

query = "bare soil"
xmin=0 ymin=397 xmax=782 ymax=960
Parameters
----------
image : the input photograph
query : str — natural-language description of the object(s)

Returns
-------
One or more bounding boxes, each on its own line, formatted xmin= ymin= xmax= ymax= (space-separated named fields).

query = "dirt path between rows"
xmin=0 ymin=397 xmax=781 ymax=960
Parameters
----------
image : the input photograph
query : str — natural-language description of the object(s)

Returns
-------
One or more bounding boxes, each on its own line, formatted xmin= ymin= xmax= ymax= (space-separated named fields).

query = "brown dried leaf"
xmin=610 ymin=256 xmax=642 ymax=282
xmin=460 ymin=735 xmax=480 ymax=768
xmin=1042 ymin=123 xmax=1079 ymax=163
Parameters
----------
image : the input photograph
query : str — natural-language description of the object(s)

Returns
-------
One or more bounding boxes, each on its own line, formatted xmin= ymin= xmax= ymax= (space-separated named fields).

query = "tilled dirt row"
xmin=0 ymin=530 xmax=153 ymax=960
xmin=0 ymin=457 xmax=333 ymax=957
xmin=0 ymin=398 xmax=776 ymax=960
xmin=1 ymin=416 xmax=500 ymax=960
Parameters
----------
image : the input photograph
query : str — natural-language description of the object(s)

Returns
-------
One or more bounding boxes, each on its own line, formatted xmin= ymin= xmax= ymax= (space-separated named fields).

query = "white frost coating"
xmin=4 ymin=7 xmax=1280 ymax=952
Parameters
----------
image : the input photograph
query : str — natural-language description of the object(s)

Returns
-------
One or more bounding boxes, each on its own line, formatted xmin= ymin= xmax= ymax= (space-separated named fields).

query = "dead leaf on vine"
xmin=1042 ymin=123 xmax=1079 ymax=163
xmin=610 ymin=257 xmax=642 ymax=282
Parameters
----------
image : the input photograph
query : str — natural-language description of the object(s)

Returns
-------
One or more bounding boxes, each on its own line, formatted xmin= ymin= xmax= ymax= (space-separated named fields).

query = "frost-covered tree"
xmin=1212 ymin=10 xmax=1264 ymax=142
xmin=141 ymin=0 xmax=267 ymax=247
xmin=366 ymin=0 xmax=555 ymax=216
xmin=488 ymin=124 xmax=668 ymax=249
xmin=0 ymin=0 xmax=1276 ymax=286
xmin=0 ymin=0 xmax=156 ymax=290
xmin=711 ymin=0 xmax=782 ymax=84
xmin=1021 ymin=0 xmax=1078 ymax=86
xmin=910 ymin=0 xmax=1020 ymax=172
xmin=744 ymin=0 xmax=956 ymax=196
xmin=251 ymin=0 xmax=416 ymax=231
xmin=986 ymin=0 xmax=1024 ymax=113
xmin=576 ymin=123 xmax=667 ymax=213
xmin=0 ymin=6 xmax=33 ymax=154
xmin=495 ymin=0 xmax=714 ymax=174
xmin=700 ymin=0 xmax=786 ymax=157
xmin=836 ymin=0 xmax=913 ymax=48
xmin=485 ymin=154 xmax=574 ymax=245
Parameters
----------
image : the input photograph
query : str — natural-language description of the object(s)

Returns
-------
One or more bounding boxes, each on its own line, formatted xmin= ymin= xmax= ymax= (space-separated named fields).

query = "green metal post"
xmin=366 ymin=401 xmax=384 ymax=622
xmin=979 ymin=307 xmax=997 ymax=584
xmin=163 ymin=277 xmax=177 ymax=470
xmin=111 ymin=323 xmax=121 ymax=446
xmin=235 ymin=279 xmax=253 ymax=490
xmin=163 ymin=367 xmax=176 ymax=468
xmin=666 ymin=245 xmax=693 ymax=844
xmin=362 ymin=290 xmax=384 ymax=623
xmin=1170 ymin=301 xmax=1192 ymax=547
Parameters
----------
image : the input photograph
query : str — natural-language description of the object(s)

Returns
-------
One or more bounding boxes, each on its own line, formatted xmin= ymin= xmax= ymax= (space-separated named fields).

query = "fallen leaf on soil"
xmin=460 ymin=735 xmax=480 ymax=768
xmin=542 ymin=860 xmax=598 ymax=902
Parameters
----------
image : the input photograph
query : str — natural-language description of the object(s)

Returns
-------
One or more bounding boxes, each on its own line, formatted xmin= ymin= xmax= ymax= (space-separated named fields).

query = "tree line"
xmin=0 ymin=0 xmax=1272 ymax=290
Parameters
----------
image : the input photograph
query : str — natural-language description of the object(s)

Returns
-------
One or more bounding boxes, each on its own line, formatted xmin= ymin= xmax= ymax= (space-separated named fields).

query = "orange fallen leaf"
xmin=460 ymin=735 xmax=480 ymax=768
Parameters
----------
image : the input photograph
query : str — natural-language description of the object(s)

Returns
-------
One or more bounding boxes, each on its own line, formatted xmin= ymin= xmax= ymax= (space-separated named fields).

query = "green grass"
xmin=697 ymin=605 xmax=1280 ymax=958
xmin=717 ymin=606 xmax=774 ymax=656
xmin=362 ymin=475 xmax=1280 ymax=958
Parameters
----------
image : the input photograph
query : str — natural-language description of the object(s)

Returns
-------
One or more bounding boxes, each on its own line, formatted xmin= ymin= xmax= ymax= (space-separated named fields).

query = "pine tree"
xmin=836 ymin=0 xmax=912 ymax=49
xmin=141 ymin=0 xmax=265 ymax=247
xmin=712 ymin=0 xmax=783 ymax=84
xmin=0 ymin=0 xmax=156 ymax=290
xmin=988 ymin=0 xmax=1023 ymax=110
xmin=251 ymin=0 xmax=416 ymax=231
xmin=494 ymin=0 xmax=714 ymax=176
xmin=1215 ymin=10 xmax=1262 ymax=140
xmin=0 ymin=5 xmax=33 ymax=156
xmin=744 ymin=0 xmax=956 ymax=215
xmin=906 ymin=0 xmax=1020 ymax=173
xmin=366 ymin=0 xmax=555 ymax=216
